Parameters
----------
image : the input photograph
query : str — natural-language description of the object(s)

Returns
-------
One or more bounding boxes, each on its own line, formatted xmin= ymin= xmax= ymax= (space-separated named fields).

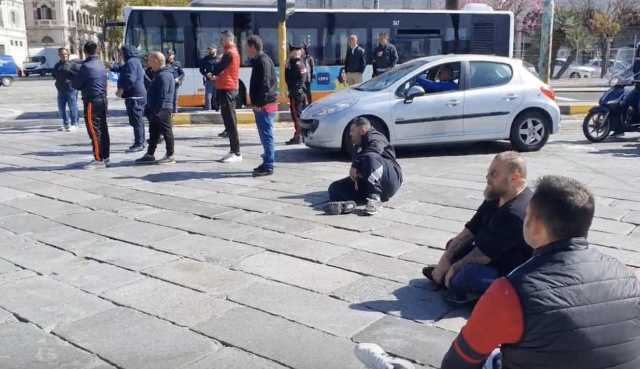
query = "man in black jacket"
xmin=52 ymin=47 xmax=79 ymax=131
xmin=166 ymin=50 xmax=185 ymax=113
xmin=325 ymin=117 xmax=402 ymax=216
xmin=112 ymin=45 xmax=147 ymax=152
xmin=372 ymin=32 xmax=398 ymax=77
xmin=72 ymin=41 xmax=109 ymax=169
xmin=135 ymin=52 xmax=175 ymax=165
xmin=344 ymin=34 xmax=366 ymax=85
xmin=285 ymin=44 xmax=307 ymax=145
xmin=247 ymin=35 xmax=278 ymax=177
xmin=199 ymin=46 xmax=219 ymax=112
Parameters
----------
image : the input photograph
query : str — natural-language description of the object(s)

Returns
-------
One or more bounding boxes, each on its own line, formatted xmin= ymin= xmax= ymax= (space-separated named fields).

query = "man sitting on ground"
xmin=415 ymin=66 xmax=458 ymax=93
xmin=324 ymin=117 xmax=402 ymax=216
xmin=423 ymin=152 xmax=532 ymax=304
xmin=356 ymin=176 xmax=640 ymax=369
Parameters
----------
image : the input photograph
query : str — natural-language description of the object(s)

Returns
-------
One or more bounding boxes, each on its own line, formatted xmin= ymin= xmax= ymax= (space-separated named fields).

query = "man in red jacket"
xmin=207 ymin=30 xmax=241 ymax=163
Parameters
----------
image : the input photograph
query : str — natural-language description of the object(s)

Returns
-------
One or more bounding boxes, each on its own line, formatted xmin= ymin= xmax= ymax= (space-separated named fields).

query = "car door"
xmin=393 ymin=62 xmax=465 ymax=142
xmin=463 ymin=61 xmax=524 ymax=138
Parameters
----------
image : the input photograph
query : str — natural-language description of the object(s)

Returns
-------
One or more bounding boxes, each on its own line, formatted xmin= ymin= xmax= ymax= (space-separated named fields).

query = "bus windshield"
xmin=355 ymin=60 xmax=429 ymax=92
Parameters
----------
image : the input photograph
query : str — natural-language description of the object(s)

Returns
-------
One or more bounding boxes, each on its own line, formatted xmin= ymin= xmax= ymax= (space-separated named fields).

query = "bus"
xmin=123 ymin=5 xmax=513 ymax=108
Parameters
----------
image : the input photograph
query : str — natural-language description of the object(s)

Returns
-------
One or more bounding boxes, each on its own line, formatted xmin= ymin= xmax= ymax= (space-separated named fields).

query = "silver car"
xmin=300 ymin=55 xmax=561 ymax=155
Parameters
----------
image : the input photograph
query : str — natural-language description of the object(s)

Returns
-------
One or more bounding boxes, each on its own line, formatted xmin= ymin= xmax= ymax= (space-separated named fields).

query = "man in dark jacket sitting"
xmin=135 ymin=52 xmax=175 ymax=165
xmin=324 ymin=117 xmax=403 ymax=216
xmin=112 ymin=45 xmax=147 ymax=152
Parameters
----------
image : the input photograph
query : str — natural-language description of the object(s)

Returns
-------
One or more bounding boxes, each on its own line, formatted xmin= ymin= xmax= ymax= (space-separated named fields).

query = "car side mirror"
xmin=404 ymin=85 xmax=425 ymax=104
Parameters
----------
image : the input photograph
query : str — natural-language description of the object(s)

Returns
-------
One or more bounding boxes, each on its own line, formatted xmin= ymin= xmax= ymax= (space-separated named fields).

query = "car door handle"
xmin=447 ymin=99 xmax=461 ymax=107
xmin=505 ymin=94 xmax=519 ymax=101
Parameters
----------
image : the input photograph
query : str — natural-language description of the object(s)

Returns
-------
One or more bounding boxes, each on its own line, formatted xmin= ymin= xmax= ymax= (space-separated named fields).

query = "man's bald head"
xmin=495 ymin=151 xmax=527 ymax=179
xmin=484 ymin=151 xmax=527 ymax=201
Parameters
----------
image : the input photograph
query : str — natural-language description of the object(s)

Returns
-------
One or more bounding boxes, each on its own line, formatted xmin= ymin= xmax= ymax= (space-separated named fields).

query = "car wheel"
xmin=39 ymin=71 xmax=46 ymax=77
xmin=0 ymin=77 xmax=12 ymax=87
xmin=582 ymin=111 xmax=611 ymax=142
xmin=509 ymin=111 xmax=550 ymax=152
xmin=569 ymin=72 xmax=580 ymax=79
xmin=341 ymin=117 xmax=389 ymax=158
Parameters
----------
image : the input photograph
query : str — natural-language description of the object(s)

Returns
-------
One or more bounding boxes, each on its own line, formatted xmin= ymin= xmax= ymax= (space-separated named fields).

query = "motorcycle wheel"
xmin=583 ymin=111 xmax=611 ymax=142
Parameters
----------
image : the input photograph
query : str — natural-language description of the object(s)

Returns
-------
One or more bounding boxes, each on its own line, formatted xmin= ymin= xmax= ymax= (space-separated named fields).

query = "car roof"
xmin=411 ymin=54 xmax=521 ymax=65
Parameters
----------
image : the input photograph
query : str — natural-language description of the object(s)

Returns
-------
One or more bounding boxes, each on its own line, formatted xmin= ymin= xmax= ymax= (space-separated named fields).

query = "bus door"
xmin=394 ymin=29 xmax=442 ymax=63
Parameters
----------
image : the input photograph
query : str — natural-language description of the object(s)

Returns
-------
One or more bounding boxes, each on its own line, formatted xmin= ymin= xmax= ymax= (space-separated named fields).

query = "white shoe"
xmin=68 ymin=125 xmax=78 ymax=131
xmin=84 ymin=160 xmax=106 ymax=170
xmin=58 ymin=126 xmax=67 ymax=131
xmin=220 ymin=152 xmax=242 ymax=163
xmin=354 ymin=343 xmax=415 ymax=369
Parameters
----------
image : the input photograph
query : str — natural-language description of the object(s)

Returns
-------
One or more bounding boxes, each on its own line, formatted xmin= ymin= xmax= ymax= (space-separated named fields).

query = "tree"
xmin=551 ymin=6 xmax=594 ymax=79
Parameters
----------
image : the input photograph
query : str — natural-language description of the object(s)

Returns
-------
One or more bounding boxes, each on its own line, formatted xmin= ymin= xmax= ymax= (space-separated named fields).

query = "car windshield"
xmin=354 ymin=60 xmax=429 ymax=92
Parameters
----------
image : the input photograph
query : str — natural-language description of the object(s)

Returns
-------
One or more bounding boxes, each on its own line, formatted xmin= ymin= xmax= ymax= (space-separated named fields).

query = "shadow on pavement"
xmin=138 ymin=170 xmax=252 ymax=182
xmin=276 ymin=147 xmax=347 ymax=163
xmin=279 ymin=191 xmax=329 ymax=206
xmin=396 ymin=141 xmax=512 ymax=158
xmin=14 ymin=110 xmax=127 ymax=120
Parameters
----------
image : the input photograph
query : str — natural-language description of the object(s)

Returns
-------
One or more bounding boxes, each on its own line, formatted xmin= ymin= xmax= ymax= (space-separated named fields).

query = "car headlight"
xmin=307 ymin=98 xmax=358 ymax=117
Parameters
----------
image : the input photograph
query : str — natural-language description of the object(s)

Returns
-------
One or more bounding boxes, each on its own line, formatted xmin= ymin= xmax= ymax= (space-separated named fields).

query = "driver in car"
xmin=415 ymin=66 xmax=458 ymax=93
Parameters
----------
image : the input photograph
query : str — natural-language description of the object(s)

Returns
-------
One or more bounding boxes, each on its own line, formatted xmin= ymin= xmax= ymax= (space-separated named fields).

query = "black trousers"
xmin=217 ymin=89 xmax=240 ymax=154
xmin=125 ymin=98 xmax=146 ymax=146
xmin=304 ymin=81 xmax=312 ymax=104
xmin=83 ymin=97 xmax=110 ymax=161
xmin=289 ymin=93 xmax=306 ymax=136
xmin=147 ymin=109 xmax=174 ymax=157
xmin=328 ymin=152 xmax=402 ymax=203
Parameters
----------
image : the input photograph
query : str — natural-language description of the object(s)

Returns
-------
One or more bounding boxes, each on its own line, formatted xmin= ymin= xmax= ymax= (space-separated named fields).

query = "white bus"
xmin=123 ymin=5 xmax=513 ymax=108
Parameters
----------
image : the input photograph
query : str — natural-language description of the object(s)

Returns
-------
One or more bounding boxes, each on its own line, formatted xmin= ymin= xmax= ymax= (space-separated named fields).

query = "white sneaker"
xmin=220 ymin=152 xmax=242 ymax=163
xmin=84 ymin=160 xmax=106 ymax=170
xmin=68 ymin=125 xmax=78 ymax=131
xmin=354 ymin=343 xmax=415 ymax=369
xmin=58 ymin=126 xmax=67 ymax=131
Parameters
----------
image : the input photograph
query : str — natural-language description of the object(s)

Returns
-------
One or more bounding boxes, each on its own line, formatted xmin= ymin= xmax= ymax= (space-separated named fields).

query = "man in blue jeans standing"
xmin=112 ymin=45 xmax=147 ymax=152
xmin=247 ymin=35 xmax=277 ymax=177
xmin=52 ymin=48 xmax=79 ymax=131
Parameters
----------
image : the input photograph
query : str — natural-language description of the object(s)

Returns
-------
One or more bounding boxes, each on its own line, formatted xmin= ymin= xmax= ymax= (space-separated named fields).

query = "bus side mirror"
xmin=404 ymin=85 xmax=425 ymax=104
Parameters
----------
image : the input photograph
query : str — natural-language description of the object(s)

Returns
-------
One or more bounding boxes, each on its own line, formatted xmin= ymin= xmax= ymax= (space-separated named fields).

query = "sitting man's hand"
xmin=444 ymin=261 xmax=462 ymax=289
xmin=349 ymin=167 xmax=359 ymax=183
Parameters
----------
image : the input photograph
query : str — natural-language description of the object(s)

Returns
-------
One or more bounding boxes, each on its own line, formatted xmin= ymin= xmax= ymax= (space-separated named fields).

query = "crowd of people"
xmin=51 ymin=32 xmax=640 ymax=369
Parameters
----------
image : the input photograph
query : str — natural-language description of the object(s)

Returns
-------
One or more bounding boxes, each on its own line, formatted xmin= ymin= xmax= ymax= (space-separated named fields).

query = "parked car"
xmin=300 ymin=54 xmax=560 ymax=154
xmin=0 ymin=55 xmax=18 ymax=87
xmin=553 ymin=58 xmax=596 ymax=79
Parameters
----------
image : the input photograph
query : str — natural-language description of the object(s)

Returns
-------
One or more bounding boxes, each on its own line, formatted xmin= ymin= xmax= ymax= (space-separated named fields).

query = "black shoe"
xmin=323 ymin=201 xmax=357 ymax=215
xmin=218 ymin=130 xmax=228 ymax=138
xmin=252 ymin=165 xmax=273 ymax=177
xmin=422 ymin=266 xmax=442 ymax=291
xmin=286 ymin=135 xmax=303 ymax=145
xmin=134 ymin=154 xmax=156 ymax=165
xmin=443 ymin=290 xmax=480 ymax=305
xmin=126 ymin=145 xmax=145 ymax=153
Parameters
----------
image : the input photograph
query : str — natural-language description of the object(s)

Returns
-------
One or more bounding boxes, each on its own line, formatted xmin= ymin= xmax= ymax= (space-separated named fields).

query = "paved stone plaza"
xmin=1 ymin=80 xmax=640 ymax=369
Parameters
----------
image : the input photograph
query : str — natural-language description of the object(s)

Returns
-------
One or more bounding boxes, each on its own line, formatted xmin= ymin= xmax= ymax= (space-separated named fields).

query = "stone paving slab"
xmin=0 ymin=187 xmax=33 ymax=202
xmin=0 ymin=213 xmax=61 ymax=235
xmin=0 ymin=241 xmax=77 ymax=274
xmin=228 ymin=280 xmax=384 ymax=337
xmin=0 ymin=308 xmax=17 ymax=324
xmin=0 ymin=276 xmax=114 ymax=332
xmin=372 ymin=223 xmax=454 ymax=248
xmin=54 ymin=307 xmax=221 ymax=369
xmin=49 ymin=259 xmax=144 ymax=295
xmin=328 ymin=250 xmax=426 ymax=283
xmin=180 ymin=347 xmax=289 ymax=369
xmin=97 ymin=221 xmax=185 ymax=246
xmin=53 ymin=211 xmax=131 ymax=233
xmin=74 ymin=239 xmax=179 ymax=271
xmin=194 ymin=306 xmax=363 ymax=369
xmin=0 ymin=322 xmax=112 ymax=369
xmin=4 ymin=195 xmax=87 ymax=218
xmin=237 ymin=252 xmax=362 ymax=294
xmin=150 ymin=233 xmax=263 ymax=266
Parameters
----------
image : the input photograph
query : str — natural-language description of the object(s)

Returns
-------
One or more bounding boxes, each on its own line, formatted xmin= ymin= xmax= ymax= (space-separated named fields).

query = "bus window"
xmin=322 ymin=28 xmax=367 ymax=65
xmin=192 ymin=12 xmax=232 ymax=61
xmin=257 ymin=27 xmax=278 ymax=63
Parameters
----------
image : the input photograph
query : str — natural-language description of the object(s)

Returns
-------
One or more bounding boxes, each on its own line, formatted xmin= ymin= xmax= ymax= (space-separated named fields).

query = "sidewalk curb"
xmin=559 ymin=102 xmax=596 ymax=116
xmin=172 ymin=110 xmax=292 ymax=126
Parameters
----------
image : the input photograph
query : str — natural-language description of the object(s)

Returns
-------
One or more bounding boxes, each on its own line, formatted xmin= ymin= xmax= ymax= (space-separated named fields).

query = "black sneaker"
xmin=323 ymin=201 xmax=357 ymax=215
xmin=126 ymin=145 xmax=145 ymax=153
xmin=135 ymin=154 xmax=156 ymax=165
xmin=252 ymin=165 xmax=273 ymax=177
xmin=218 ymin=130 xmax=228 ymax=138
xmin=443 ymin=290 xmax=480 ymax=305
xmin=285 ymin=135 xmax=303 ymax=145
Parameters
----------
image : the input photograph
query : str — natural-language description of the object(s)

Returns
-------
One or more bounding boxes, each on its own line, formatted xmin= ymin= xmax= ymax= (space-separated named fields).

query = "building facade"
xmin=23 ymin=0 xmax=101 ymax=57
xmin=0 ymin=0 xmax=28 ymax=68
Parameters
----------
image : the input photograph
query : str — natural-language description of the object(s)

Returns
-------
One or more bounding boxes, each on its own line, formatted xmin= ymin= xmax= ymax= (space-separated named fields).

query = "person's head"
xmin=378 ymin=32 xmax=388 ymax=46
xmin=58 ymin=47 xmax=69 ymax=62
xmin=349 ymin=116 xmax=372 ymax=146
xmin=166 ymin=50 xmax=175 ymax=64
xmin=484 ymin=151 xmax=527 ymax=201
xmin=289 ymin=45 xmax=302 ymax=59
xmin=83 ymin=41 xmax=98 ymax=57
xmin=437 ymin=67 xmax=451 ymax=81
xmin=348 ymin=34 xmax=358 ymax=48
xmin=524 ymin=176 xmax=595 ymax=249
xmin=246 ymin=35 xmax=263 ymax=59
xmin=221 ymin=30 xmax=235 ymax=48
xmin=147 ymin=51 xmax=165 ymax=72
xmin=207 ymin=46 xmax=217 ymax=56
xmin=338 ymin=67 xmax=346 ymax=83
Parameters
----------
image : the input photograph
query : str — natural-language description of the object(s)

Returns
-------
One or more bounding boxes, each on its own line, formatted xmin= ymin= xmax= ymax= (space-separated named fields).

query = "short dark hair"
xmin=353 ymin=116 xmax=371 ymax=129
xmin=83 ymin=41 xmax=98 ymax=56
xmin=247 ymin=35 xmax=263 ymax=52
xmin=58 ymin=47 xmax=68 ymax=53
xmin=530 ymin=176 xmax=595 ymax=240
xmin=378 ymin=32 xmax=388 ymax=39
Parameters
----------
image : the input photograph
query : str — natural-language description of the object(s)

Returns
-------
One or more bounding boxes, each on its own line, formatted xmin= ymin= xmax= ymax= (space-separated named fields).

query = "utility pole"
xmin=445 ymin=0 xmax=458 ymax=10
xmin=538 ymin=0 xmax=554 ymax=83
xmin=277 ymin=0 xmax=293 ymax=106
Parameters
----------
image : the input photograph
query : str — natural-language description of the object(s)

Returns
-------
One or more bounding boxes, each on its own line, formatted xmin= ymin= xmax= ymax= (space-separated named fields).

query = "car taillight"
xmin=540 ymin=85 xmax=556 ymax=101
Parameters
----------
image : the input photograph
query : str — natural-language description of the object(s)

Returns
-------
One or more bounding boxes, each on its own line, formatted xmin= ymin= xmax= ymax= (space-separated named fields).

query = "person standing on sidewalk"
xmin=285 ymin=44 xmax=307 ymax=145
xmin=344 ymin=34 xmax=366 ymax=85
xmin=166 ymin=50 xmax=185 ymax=113
xmin=135 ymin=52 xmax=176 ymax=165
xmin=208 ymin=31 xmax=242 ymax=163
xmin=72 ymin=41 xmax=109 ymax=169
xmin=52 ymin=47 xmax=80 ymax=132
xmin=112 ymin=45 xmax=147 ymax=153
xmin=372 ymin=32 xmax=398 ymax=77
xmin=199 ymin=46 xmax=221 ymax=115
xmin=302 ymin=43 xmax=315 ymax=104
xmin=247 ymin=35 xmax=278 ymax=177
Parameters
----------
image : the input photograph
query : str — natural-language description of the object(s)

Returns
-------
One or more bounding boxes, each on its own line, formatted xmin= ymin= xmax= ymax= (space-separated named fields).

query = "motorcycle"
xmin=582 ymin=78 xmax=640 ymax=142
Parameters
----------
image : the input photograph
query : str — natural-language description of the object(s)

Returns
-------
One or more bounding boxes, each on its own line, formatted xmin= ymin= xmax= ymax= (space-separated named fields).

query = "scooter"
xmin=582 ymin=76 xmax=640 ymax=142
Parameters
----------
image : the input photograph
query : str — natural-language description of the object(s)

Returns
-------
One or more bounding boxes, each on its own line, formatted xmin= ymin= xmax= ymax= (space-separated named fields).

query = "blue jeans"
xmin=449 ymin=263 xmax=499 ymax=297
xmin=204 ymin=81 xmax=216 ymax=110
xmin=125 ymin=98 xmax=146 ymax=147
xmin=254 ymin=109 xmax=276 ymax=170
xmin=57 ymin=90 xmax=79 ymax=127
